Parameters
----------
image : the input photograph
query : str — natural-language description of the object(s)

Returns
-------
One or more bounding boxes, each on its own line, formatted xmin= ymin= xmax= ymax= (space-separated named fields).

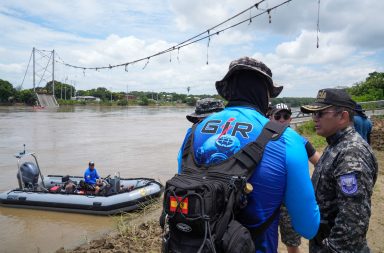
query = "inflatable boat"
xmin=0 ymin=147 xmax=163 ymax=215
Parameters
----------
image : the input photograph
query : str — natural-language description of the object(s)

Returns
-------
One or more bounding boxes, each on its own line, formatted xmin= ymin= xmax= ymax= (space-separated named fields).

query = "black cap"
xmin=215 ymin=57 xmax=283 ymax=100
xmin=301 ymin=88 xmax=355 ymax=113
xmin=89 ymin=161 xmax=95 ymax=166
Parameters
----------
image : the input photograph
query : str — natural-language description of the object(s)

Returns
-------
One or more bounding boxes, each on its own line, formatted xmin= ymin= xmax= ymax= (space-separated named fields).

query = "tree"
xmin=0 ymin=79 xmax=16 ymax=103
xmin=347 ymin=72 xmax=384 ymax=101
xmin=46 ymin=81 xmax=75 ymax=99
xmin=16 ymin=89 xmax=37 ymax=105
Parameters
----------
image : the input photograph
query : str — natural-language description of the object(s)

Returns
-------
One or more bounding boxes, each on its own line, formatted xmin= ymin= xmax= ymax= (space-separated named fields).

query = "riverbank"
xmin=58 ymin=117 xmax=384 ymax=253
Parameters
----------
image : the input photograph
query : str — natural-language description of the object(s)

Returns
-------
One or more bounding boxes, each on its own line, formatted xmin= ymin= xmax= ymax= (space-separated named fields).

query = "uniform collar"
xmin=326 ymin=126 xmax=354 ymax=145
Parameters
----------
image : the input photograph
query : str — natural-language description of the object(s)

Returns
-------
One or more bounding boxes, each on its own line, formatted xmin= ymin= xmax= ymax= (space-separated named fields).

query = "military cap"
xmin=215 ymin=56 xmax=283 ymax=100
xmin=301 ymin=88 xmax=355 ymax=113
xmin=186 ymin=98 xmax=224 ymax=123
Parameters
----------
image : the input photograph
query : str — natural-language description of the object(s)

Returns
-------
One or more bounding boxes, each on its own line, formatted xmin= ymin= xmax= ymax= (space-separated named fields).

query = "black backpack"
xmin=160 ymin=121 xmax=287 ymax=253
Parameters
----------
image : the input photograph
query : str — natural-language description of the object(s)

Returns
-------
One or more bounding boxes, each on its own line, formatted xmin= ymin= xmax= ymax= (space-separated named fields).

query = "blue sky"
xmin=1 ymin=0 xmax=383 ymax=97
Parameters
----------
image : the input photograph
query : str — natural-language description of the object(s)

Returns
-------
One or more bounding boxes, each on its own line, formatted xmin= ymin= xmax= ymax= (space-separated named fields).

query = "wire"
xmin=20 ymin=50 xmax=33 ymax=89
xmin=316 ymin=0 xmax=321 ymax=48
xmin=37 ymin=52 xmax=52 ymax=86
xmin=54 ymin=0 xmax=292 ymax=71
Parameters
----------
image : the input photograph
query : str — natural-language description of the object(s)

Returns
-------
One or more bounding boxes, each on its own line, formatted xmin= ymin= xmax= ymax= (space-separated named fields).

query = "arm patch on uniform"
xmin=339 ymin=173 xmax=358 ymax=195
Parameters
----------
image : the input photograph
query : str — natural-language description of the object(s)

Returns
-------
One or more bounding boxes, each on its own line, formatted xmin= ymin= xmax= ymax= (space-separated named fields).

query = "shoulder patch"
xmin=339 ymin=174 xmax=358 ymax=195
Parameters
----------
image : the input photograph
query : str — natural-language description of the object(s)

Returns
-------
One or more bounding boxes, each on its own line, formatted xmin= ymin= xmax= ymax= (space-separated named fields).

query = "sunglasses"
xmin=312 ymin=111 xmax=338 ymax=118
xmin=274 ymin=113 xmax=291 ymax=121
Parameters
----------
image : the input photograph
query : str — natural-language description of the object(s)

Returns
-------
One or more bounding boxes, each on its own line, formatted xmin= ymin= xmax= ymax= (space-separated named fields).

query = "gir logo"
xmin=339 ymin=174 xmax=358 ymax=195
xmin=201 ymin=118 xmax=253 ymax=139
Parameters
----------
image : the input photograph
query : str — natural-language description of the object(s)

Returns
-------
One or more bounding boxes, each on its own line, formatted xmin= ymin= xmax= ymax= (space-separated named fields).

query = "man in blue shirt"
xmin=269 ymin=102 xmax=320 ymax=253
xmin=84 ymin=161 xmax=100 ymax=185
xmin=177 ymin=57 xmax=320 ymax=252
xmin=353 ymin=103 xmax=372 ymax=144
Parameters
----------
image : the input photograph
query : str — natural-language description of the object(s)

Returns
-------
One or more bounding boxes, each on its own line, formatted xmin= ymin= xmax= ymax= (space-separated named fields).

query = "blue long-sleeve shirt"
xmin=353 ymin=115 xmax=372 ymax=144
xmin=84 ymin=167 xmax=100 ymax=185
xmin=177 ymin=106 xmax=320 ymax=253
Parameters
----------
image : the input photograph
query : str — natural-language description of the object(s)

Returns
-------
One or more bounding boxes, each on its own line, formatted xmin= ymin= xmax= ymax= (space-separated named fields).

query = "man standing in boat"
xmin=84 ymin=161 xmax=100 ymax=187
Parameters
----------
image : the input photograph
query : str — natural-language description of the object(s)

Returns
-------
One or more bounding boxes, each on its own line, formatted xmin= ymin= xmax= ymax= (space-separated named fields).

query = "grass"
xmin=296 ymin=121 xmax=327 ymax=150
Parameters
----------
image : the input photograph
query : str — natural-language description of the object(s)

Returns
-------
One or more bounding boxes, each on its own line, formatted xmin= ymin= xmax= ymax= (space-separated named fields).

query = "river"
xmin=0 ymin=105 xmax=191 ymax=253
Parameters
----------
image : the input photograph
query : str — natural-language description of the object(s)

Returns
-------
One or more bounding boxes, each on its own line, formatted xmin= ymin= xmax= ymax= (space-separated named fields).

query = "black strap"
xmin=248 ymin=206 xmax=280 ymax=240
xmin=182 ymin=121 xmax=288 ymax=178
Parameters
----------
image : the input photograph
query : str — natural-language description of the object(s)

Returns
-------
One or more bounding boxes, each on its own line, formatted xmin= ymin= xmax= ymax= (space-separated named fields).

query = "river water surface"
xmin=0 ymin=105 xmax=191 ymax=253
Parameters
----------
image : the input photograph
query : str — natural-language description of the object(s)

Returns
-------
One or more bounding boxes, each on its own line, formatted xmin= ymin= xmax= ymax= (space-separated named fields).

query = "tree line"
xmin=1 ymin=71 xmax=383 ymax=106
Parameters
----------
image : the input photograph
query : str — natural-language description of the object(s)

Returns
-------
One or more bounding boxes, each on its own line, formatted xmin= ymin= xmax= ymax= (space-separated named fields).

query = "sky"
xmin=1 ymin=0 xmax=383 ymax=97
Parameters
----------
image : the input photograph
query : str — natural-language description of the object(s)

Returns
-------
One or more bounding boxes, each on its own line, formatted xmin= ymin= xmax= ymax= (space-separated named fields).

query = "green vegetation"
xmin=1 ymin=71 xmax=383 ymax=107
xmin=347 ymin=72 xmax=384 ymax=102
xmin=0 ymin=79 xmax=37 ymax=105
xmin=296 ymin=121 xmax=327 ymax=150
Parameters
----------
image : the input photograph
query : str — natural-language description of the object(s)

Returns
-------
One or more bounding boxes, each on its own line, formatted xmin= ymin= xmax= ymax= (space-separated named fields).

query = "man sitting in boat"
xmin=84 ymin=161 xmax=100 ymax=190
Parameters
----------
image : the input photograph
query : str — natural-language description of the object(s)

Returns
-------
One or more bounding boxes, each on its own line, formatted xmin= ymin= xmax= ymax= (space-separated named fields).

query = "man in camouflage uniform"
xmin=301 ymin=88 xmax=378 ymax=253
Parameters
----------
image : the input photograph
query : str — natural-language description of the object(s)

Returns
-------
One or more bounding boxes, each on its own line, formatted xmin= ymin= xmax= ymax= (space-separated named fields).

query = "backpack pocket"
xmin=221 ymin=220 xmax=255 ymax=253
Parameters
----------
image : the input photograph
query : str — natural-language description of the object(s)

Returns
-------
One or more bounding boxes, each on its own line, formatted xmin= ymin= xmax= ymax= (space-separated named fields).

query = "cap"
xmin=89 ymin=161 xmax=95 ymax=166
xmin=300 ymin=88 xmax=355 ymax=113
xmin=215 ymin=57 xmax=283 ymax=100
xmin=271 ymin=103 xmax=292 ymax=115
xmin=355 ymin=103 xmax=365 ymax=113
xmin=186 ymin=98 xmax=224 ymax=123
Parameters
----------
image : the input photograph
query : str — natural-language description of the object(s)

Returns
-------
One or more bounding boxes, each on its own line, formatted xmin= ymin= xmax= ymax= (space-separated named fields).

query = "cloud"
xmin=0 ymin=0 xmax=383 ymax=97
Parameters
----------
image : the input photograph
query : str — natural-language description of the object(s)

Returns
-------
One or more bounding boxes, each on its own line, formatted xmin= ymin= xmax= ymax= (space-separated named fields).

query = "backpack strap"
xmin=233 ymin=121 xmax=288 ymax=177
xmin=248 ymin=206 xmax=280 ymax=240
xmin=181 ymin=120 xmax=288 ymax=177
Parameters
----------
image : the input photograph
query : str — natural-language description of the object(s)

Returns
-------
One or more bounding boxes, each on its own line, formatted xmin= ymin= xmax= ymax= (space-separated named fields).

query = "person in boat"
xmin=83 ymin=161 xmax=100 ymax=190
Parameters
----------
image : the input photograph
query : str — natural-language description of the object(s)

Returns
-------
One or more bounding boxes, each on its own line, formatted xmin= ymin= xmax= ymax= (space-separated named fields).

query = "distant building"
xmin=71 ymin=96 xmax=101 ymax=102
xmin=125 ymin=95 xmax=136 ymax=100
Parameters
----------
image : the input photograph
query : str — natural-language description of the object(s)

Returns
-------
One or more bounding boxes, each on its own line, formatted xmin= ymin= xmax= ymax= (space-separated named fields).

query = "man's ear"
xmin=339 ymin=110 xmax=350 ymax=126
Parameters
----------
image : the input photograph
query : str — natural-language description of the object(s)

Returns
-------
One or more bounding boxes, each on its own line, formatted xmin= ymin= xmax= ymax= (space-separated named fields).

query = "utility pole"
xmin=110 ymin=87 xmax=112 ymax=103
xmin=52 ymin=50 xmax=55 ymax=97
xmin=63 ymin=76 xmax=67 ymax=100
xmin=64 ymin=87 xmax=67 ymax=100
xmin=33 ymin=47 xmax=35 ymax=92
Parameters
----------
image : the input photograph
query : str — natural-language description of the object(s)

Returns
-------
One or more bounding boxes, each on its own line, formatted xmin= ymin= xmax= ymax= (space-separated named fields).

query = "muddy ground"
xmin=58 ymin=117 xmax=384 ymax=253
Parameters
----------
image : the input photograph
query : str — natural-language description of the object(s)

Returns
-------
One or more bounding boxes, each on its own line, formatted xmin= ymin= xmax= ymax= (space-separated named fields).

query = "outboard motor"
xmin=17 ymin=162 xmax=39 ymax=189
xmin=107 ymin=175 xmax=121 ymax=195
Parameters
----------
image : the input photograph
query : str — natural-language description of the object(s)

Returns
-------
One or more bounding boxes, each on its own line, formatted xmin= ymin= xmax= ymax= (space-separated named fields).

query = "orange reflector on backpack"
xmin=169 ymin=196 xmax=188 ymax=214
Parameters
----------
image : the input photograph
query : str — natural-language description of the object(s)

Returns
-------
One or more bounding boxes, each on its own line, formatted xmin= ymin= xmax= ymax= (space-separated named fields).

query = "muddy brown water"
xmin=0 ymin=105 xmax=191 ymax=253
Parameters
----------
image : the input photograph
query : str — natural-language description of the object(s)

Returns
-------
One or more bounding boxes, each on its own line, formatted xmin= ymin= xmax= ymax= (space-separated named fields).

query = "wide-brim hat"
xmin=186 ymin=111 xmax=217 ymax=124
xmin=186 ymin=98 xmax=224 ymax=123
xmin=215 ymin=57 xmax=283 ymax=100
xmin=301 ymin=88 xmax=355 ymax=113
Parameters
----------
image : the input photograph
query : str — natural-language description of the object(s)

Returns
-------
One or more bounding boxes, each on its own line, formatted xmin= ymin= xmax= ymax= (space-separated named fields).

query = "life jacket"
xmin=160 ymin=121 xmax=287 ymax=253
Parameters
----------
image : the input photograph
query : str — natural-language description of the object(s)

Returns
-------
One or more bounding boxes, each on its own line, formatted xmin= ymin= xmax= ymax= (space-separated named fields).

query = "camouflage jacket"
xmin=310 ymin=126 xmax=378 ymax=253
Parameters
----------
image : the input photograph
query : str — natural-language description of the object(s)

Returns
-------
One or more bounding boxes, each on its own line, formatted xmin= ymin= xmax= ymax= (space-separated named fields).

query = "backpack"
xmin=160 ymin=121 xmax=287 ymax=253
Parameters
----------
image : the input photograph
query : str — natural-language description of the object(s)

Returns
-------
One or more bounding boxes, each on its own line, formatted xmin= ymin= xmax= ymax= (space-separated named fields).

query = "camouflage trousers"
xmin=279 ymin=204 xmax=301 ymax=247
xmin=309 ymin=237 xmax=372 ymax=253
